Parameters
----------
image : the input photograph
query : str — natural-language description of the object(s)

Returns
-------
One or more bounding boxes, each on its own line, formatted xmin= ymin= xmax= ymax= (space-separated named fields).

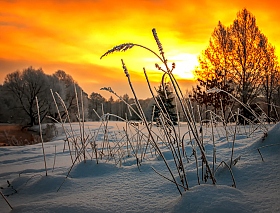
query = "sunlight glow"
xmin=169 ymin=53 xmax=198 ymax=79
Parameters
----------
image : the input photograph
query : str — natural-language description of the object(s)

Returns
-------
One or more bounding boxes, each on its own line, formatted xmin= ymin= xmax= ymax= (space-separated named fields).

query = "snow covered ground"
xmin=0 ymin=121 xmax=279 ymax=212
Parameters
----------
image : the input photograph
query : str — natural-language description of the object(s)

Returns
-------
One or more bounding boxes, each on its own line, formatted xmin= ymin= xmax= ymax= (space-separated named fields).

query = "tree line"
xmin=0 ymin=68 xmax=81 ymax=125
xmin=0 ymin=67 xmax=155 ymax=126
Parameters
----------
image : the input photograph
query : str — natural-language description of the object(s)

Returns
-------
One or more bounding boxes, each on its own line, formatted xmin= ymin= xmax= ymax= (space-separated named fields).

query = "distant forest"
xmin=0 ymin=68 xmax=157 ymax=125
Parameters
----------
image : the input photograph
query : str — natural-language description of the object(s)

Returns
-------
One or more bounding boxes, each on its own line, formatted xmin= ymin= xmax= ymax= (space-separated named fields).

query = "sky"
xmin=0 ymin=0 xmax=280 ymax=99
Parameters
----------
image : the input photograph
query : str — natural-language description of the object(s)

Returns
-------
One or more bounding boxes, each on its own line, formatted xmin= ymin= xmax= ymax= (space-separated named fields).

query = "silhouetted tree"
xmin=3 ymin=67 xmax=61 ymax=125
xmin=0 ymin=84 xmax=13 ymax=123
xmin=104 ymin=96 xmax=114 ymax=116
xmin=260 ymin=45 xmax=280 ymax=121
xmin=195 ymin=8 xmax=279 ymax=121
xmin=153 ymin=82 xmax=177 ymax=125
xmin=193 ymin=72 xmax=234 ymax=120
xmin=194 ymin=21 xmax=234 ymax=121
xmin=88 ymin=92 xmax=106 ymax=120
xmin=52 ymin=70 xmax=82 ymax=121
xmin=120 ymin=94 xmax=130 ymax=119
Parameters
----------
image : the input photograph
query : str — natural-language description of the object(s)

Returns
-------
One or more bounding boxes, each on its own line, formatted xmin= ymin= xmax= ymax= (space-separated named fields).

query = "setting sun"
xmin=169 ymin=53 xmax=198 ymax=80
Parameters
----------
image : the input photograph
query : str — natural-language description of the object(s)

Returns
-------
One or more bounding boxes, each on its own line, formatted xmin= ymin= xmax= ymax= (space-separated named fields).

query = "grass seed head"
xmin=121 ymin=59 xmax=129 ymax=77
xmin=152 ymin=28 xmax=164 ymax=56
xmin=100 ymin=43 xmax=135 ymax=59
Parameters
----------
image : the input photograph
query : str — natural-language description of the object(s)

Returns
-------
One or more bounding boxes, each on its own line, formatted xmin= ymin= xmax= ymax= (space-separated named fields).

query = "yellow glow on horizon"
xmin=169 ymin=53 xmax=198 ymax=80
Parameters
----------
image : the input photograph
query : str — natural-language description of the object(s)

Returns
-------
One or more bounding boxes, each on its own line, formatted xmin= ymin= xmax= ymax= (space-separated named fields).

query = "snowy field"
xmin=0 ymin=121 xmax=280 ymax=213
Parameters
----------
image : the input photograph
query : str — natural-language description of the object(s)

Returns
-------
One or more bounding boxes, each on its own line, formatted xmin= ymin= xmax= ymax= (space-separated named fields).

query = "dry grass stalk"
xmin=35 ymin=96 xmax=48 ymax=177
xmin=52 ymin=145 xmax=57 ymax=172
xmin=257 ymin=143 xmax=280 ymax=162
xmin=52 ymin=91 xmax=75 ymax=163
xmin=121 ymin=58 xmax=183 ymax=195
xmin=100 ymin=28 xmax=220 ymax=194
xmin=209 ymin=111 xmax=216 ymax=173
xmin=80 ymin=89 xmax=86 ymax=162
xmin=55 ymin=92 xmax=75 ymax=163
xmin=99 ymin=28 xmax=274 ymax=194
xmin=0 ymin=191 xmax=13 ymax=210
xmin=230 ymin=108 xmax=239 ymax=168
xmin=215 ymin=161 xmax=236 ymax=188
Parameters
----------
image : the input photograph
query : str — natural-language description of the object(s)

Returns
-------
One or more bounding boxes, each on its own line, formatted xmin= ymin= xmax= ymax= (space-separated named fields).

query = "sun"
xmin=168 ymin=53 xmax=198 ymax=79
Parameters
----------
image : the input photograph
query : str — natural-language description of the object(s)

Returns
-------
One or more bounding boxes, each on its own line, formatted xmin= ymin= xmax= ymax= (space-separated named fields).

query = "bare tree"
xmin=194 ymin=21 xmax=234 ymax=119
xmin=229 ymin=9 xmax=268 ymax=107
xmin=3 ymin=67 xmax=59 ymax=125
xmin=195 ymin=8 xmax=279 ymax=121
xmin=260 ymin=44 xmax=280 ymax=120
xmin=0 ymin=84 xmax=13 ymax=122
xmin=52 ymin=70 xmax=80 ymax=121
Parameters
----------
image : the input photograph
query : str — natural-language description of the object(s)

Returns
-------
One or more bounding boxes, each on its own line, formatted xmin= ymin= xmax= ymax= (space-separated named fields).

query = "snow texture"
xmin=0 ymin=121 xmax=279 ymax=212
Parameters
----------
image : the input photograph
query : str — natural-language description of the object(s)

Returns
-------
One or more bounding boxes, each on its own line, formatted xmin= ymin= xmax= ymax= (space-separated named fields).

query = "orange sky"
xmin=0 ymin=0 xmax=280 ymax=99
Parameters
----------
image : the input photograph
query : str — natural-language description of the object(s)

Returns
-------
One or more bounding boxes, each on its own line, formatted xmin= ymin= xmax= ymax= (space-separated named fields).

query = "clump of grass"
xmin=101 ymin=28 xmax=217 ymax=194
xmin=100 ymin=28 xmax=272 ymax=194
xmin=29 ymin=28 xmax=272 ymax=195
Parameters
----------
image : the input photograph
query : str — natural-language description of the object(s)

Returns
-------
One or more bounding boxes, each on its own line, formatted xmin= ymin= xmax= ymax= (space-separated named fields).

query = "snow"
xmin=0 ymin=121 xmax=280 ymax=212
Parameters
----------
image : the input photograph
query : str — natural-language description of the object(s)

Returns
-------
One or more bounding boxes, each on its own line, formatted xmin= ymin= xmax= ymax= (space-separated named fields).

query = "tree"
xmin=195 ymin=8 xmax=279 ymax=121
xmin=138 ymin=98 xmax=154 ymax=121
xmin=229 ymin=9 xmax=269 ymax=120
xmin=88 ymin=92 xmax=106 ymax=120
xmin=120 ymin=94 xmax=137 ymax=119
xmin=107 ymin=96 xmax=114 ymax=114
xmin=3 ymin=67 xmax=60 ymax=125
xmin=0 ymin=84 xmax=14 ymax=123
xmin=153 ymin=82 xmax=177 ymax=125
xmin=52 ymin=70 xmax=80 ymax=121
xmin=260 ymin=44 xmax=280 ymax=121
xmin=194 ymin=21 xmax=234 ymax=120
xmin=193 ymin=75 xmax=234 ymax=120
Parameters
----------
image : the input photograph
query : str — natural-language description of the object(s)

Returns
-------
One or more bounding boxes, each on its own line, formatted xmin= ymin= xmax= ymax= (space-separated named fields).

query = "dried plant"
xmin=34 ymin=28 xmax=271 ymax=196
xmin=0 ymin=191 xmax=13 ymax=210
xmin=100 ymin=28 xmax=218 ymax=194
xmin=35 ymin=96 xmax=48 ymax=177
xmin=100 ymin=43 xmax=135 ymax=59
